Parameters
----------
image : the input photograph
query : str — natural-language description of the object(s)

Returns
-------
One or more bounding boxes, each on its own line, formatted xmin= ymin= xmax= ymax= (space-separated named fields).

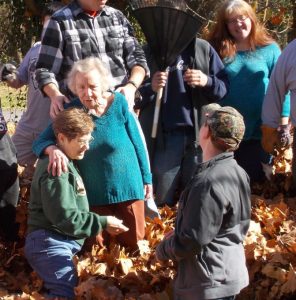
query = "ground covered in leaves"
xmin=1 ymin=141 xmax=296 ymax=299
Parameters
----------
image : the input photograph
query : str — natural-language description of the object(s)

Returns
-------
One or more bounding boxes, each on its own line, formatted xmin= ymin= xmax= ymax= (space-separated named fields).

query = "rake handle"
xmin=151 ymin=87 xmax=163 ymax=138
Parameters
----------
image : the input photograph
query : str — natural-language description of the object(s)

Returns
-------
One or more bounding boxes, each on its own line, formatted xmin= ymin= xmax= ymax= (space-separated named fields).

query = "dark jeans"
xmin=0 ymin=166 xmax=19 ymax=241
xmin=153 ymin=129 xmax=202 ymax=206
xmin=234 ymin=139 xmax=271 ymax=182
xmin=0 ymin=166 xmax=19 ymax=207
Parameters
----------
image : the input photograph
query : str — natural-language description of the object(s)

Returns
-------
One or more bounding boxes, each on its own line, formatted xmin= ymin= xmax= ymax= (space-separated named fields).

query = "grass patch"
xmin=0 ymin=83 xmax=27 ymax=108
xmin=0 ymin=83 xmax=27 ymax=122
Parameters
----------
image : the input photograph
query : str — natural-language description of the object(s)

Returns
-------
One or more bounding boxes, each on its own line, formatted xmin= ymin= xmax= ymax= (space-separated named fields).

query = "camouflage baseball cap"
xmin=202 ymin=104 xmax=245 ymax=151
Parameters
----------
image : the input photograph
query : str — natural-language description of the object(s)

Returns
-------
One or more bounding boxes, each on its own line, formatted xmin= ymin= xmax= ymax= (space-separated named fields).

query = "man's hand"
xmin=49 ymin=94 xmax=70 ymax=119
xmin=183 ymin=69 xmax=208 ymax=87
xmin=45 ymin=145 xmax=69 ymax=176
xmin=0 ymin=63 xmax=17 ymax=82
xmin=151 ymin=71 xmax=168 ymax=92
xmin=105 ymin=216 xmax=129 ymax=235
xmin=43 ymin=83 xmax=70 ymax=119
xmin=117 ymin=83 xmax=137 ymax=110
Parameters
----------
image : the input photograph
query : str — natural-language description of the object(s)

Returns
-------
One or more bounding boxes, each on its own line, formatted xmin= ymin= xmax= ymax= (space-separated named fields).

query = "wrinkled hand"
xmin=117 ymin=84 xmax=137 ymax=110
xmin=106 ymin=216 xmax=129 ymax=235
xmin=151 ymin=71 xmax=168 ymax=92
xmin=45 ymin=145 xmax=69 ymax=176
xmin=183 ymin=69 xmax=208 ymax=87
xmin=50 ymin=94 xmax=70 ymax=119
xmin=144 ymin=184 xmax=153 ymax=199
xmin=164 ymin=230 xmax=174 ymax=239
xmin=95 ymin=233 xmax=105 ymax=247
xmin=277 ymin=124 xmax=292 ymax=148
xmin=0 ymin=63 xmax=17 ymax=82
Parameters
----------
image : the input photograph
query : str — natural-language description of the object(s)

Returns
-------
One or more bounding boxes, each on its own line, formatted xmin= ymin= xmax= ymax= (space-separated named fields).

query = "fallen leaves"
xmin=3 ymin=148 xmax=296 ymax=299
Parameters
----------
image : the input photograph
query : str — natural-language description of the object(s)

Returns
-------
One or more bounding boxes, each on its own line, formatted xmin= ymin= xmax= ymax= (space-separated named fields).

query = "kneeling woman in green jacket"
xmin=25 ymin=107 xmax=128 ymax=299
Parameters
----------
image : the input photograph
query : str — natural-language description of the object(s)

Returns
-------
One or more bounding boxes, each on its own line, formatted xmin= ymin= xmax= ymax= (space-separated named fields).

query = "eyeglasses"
xmin=227 ymin=15 xmax=249 ymax=25
xmin=77 ymin=136 xmax=94 ymax=146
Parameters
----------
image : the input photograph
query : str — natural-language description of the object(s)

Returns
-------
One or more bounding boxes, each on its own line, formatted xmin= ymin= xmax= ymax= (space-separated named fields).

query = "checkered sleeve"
xmin=35 ymin=18 xmax=64 ymax=90
xmin=121 ymin=14 xmax=149 ymax=77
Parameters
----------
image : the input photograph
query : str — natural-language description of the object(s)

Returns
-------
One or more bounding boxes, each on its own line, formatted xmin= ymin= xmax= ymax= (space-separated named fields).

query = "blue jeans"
xmin=25 ymin=229 xmax=81 ymax=299
xmin=153 ymin=129 xmax=202 ymax=206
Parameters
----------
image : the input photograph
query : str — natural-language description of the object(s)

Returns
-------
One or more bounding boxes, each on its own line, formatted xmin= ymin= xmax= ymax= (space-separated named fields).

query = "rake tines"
xmin=129 ymin=0 xmax=188 ymax=11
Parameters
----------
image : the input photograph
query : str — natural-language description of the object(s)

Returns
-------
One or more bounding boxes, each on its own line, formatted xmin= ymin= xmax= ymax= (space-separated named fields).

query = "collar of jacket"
xmin=197 ymin=151 xmax=234 ymax=172
xmin=72 ymin=0 xmax=111 ymax=17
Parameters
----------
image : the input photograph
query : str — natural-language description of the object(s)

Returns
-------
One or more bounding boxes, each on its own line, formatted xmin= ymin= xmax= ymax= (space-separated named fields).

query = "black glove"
xmin=277 ymin=124 xmax=292 ymax=148
xmin=0 ymin=63 xmax=17 ymax=82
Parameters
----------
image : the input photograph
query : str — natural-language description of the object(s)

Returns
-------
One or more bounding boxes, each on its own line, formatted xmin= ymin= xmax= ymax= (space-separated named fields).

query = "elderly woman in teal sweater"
xmin=207 ymin=0 xmax=290 ymax=182
xmin=33 ymin=57 xmax=152 ymax=253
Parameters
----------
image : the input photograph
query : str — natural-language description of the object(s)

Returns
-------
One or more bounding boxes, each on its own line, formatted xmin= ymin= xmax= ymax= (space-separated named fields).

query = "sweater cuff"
xmin=205 ymin=76 xmax=213 ymax=88
xmin=33 ymin=141 xmax=55 ymax=158
xmin=143 ymin=172 xmax=153 ymax=184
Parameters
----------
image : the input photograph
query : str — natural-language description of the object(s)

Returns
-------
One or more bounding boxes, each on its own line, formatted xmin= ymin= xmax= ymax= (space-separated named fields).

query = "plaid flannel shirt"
xmin=35 ymin=1 xmax=148 ymax=95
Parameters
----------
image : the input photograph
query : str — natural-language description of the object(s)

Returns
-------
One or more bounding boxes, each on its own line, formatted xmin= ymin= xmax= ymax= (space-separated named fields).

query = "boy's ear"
xmin=203 ymin=124 xmax=211 ymax=139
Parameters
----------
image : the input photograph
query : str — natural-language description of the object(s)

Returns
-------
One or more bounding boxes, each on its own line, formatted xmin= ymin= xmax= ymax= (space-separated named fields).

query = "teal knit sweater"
xmin=33 ymin=92 xmax=152 ymax=206
xmin=220 ymin=43 xmax=290 ymax=140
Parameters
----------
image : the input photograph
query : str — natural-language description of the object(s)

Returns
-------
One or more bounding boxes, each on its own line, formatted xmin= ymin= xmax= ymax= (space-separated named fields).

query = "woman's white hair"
xmin=67 ymin=57 xmax=110 ymax=95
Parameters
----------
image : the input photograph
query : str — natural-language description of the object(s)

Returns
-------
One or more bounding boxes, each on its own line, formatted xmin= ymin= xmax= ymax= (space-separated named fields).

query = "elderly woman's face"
xmin=75 ymin=69 xmax=102 ymax=109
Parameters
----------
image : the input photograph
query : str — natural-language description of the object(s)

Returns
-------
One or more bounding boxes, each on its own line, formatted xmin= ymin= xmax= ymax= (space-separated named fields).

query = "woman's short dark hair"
xmin=53 ymin=108 xmax=94 ymax=140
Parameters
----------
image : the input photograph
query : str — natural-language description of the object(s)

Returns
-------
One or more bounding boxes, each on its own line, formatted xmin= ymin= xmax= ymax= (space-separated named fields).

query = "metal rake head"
xmin=129 ymin=0 xmax=188 ymax=10
xmin=129 ymin=0 xmax=204 ymax=70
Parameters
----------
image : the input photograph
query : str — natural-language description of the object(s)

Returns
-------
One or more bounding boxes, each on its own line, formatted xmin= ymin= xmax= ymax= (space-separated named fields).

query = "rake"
xmin=129 ymin=0 xmax=203 ymax=146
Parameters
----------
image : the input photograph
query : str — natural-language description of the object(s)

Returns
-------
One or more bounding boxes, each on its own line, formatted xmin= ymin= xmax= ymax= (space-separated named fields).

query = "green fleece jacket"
xmin=28 ymin=157 xmax=107 ymax=245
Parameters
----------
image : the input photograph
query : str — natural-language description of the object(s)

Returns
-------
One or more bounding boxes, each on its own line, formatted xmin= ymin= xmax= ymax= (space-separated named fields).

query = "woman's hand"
xmin=183 ymin=69 xmax=208 ymax=87
xmin=144 ymin=184 xmax=153 ymax=200
xmin=105 ymin=216 xmax=129 ymax=235
xmin=45 ymin=145 xmax=69 ymax=176
xmin=151 ymin=71 xmax=168 ymax=92
xmin=164 ymin=230 xmax=174 ymax=239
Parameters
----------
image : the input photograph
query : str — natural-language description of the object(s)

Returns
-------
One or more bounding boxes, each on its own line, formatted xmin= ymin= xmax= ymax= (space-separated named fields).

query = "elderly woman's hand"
xmin=144 ymin=184 xmax=153 ymax=200
xmin=183 ymin=69 xmax=208 ymax=87
xmin=45 ymin=145 xmax=69 ymax=176
xmin=105 ymin=216 xmax=129 ymax=235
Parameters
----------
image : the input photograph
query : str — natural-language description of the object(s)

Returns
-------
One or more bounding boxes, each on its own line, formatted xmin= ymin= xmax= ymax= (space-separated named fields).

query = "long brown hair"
xmin=206 ymin=0 xmax=274 ymax=59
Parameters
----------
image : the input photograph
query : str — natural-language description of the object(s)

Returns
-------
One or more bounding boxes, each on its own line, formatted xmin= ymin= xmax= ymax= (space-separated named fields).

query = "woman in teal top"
xmin=207 ymin=0 xmax=290 ymax=182
xmin=33 ymin=57 xmax=153 ymax=252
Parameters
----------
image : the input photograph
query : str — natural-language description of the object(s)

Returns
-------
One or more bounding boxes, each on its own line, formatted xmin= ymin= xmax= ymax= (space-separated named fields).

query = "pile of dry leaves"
xmin=1 ymin=143 xmax=296 ymax=299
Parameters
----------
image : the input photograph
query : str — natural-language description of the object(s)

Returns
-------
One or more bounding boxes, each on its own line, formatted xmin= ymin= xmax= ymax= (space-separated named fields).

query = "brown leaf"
xmin=280 ymin=264 xmax=296 ymax=296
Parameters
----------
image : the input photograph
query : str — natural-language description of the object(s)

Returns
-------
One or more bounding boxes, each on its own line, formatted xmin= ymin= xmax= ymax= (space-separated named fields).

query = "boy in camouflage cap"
xmin=203 ymin=103 xmax=245 ymax=151
xmin=156 ymin=103 xmax=251 ymax=300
